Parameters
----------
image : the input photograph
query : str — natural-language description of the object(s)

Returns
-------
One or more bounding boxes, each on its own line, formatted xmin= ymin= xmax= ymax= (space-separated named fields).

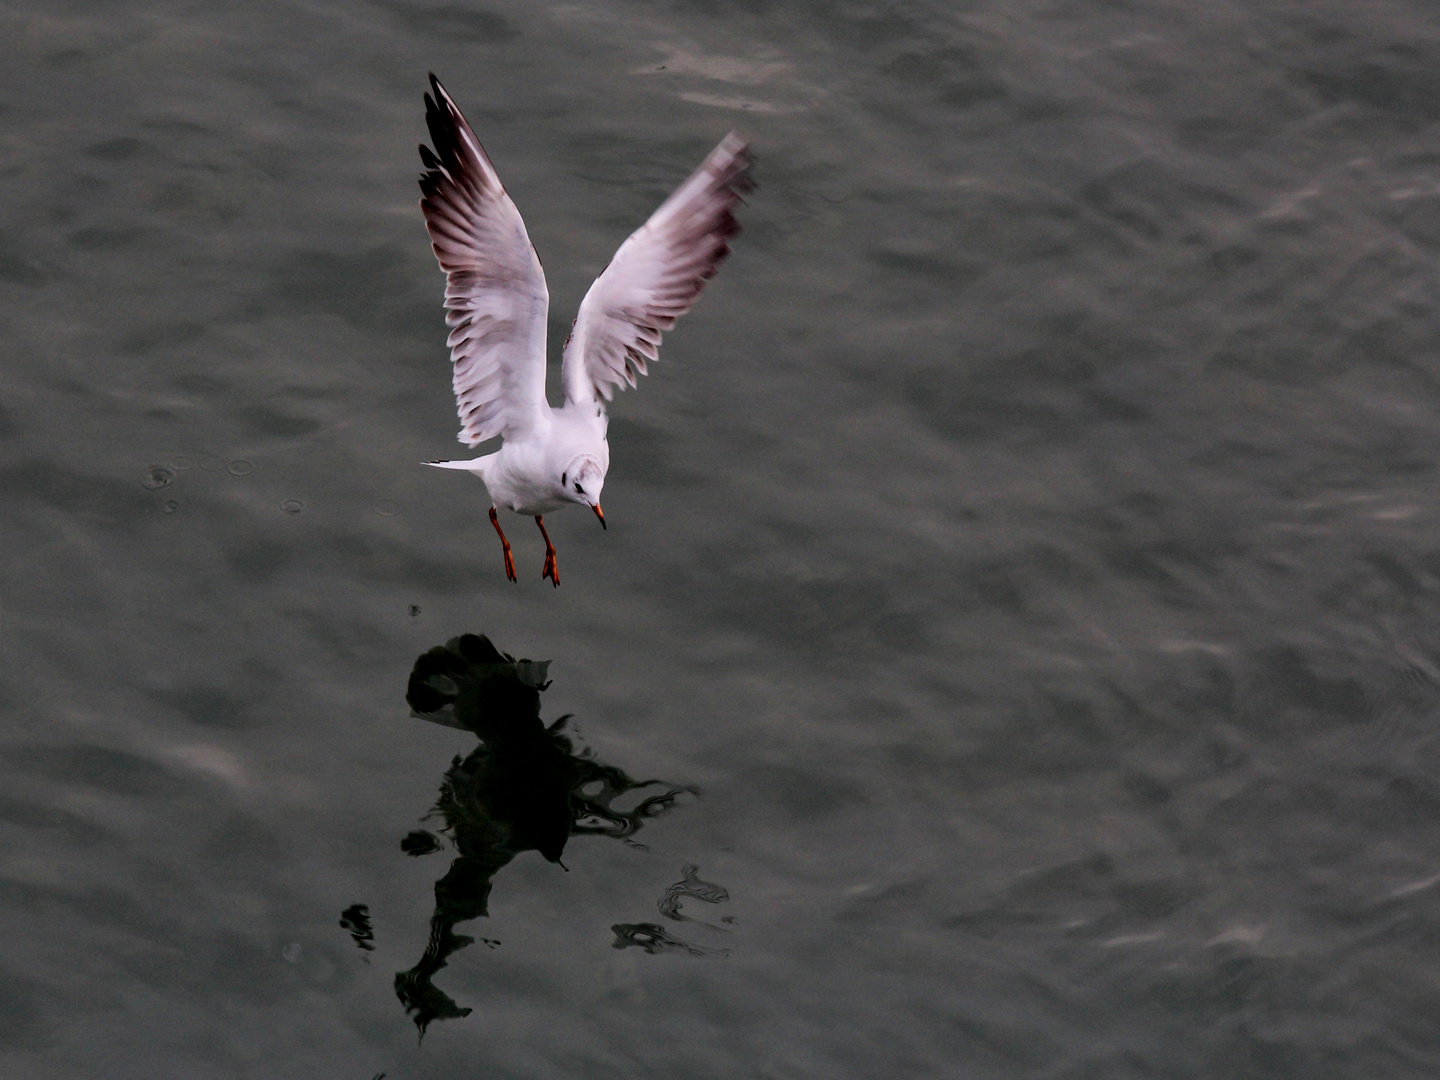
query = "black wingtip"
xmin=421 ymin=85 xmax=455 ymax=178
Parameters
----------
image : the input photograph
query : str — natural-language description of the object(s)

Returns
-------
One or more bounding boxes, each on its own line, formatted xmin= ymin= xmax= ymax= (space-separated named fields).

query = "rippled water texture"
xmin=4 ymin=1 xmax=1440 ymax=1076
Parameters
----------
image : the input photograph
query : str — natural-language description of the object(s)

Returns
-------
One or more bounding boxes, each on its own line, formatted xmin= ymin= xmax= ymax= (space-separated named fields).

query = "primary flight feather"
xmin=418 ymin=74 xmax=752 ymax=586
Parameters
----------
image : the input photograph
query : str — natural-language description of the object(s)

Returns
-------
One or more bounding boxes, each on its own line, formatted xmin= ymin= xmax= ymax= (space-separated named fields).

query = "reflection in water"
xmin=400 ymin=829 xmax=444 ymax=856
xmin=339 ymin=903 xmax=375 ymax=954
xmin=657 ymin=863 xmax=733 ymax=930
xmin=392 ymin=633 xmax=694 ymax=1034
xmin=612 ymin=863 xmax=734 ymax=956
xmin=610 ymin=922 xmax=728 ymax=957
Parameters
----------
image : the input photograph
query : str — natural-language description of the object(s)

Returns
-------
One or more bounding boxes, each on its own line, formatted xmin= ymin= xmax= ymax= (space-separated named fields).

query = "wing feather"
xmin=561 ymin=133 xmax=752 ymax=405
xmin=419 ymin=74 xmax=549 ymax=445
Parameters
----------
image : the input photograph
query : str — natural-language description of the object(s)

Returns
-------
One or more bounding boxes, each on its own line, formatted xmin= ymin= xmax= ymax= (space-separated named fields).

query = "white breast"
xmin=479 ymin=441 xmax=567 ymax=516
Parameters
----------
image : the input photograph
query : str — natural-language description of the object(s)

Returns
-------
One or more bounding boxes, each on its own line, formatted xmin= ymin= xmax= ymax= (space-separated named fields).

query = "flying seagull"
xmin=418 ymin=75 xmax=752 ymax=586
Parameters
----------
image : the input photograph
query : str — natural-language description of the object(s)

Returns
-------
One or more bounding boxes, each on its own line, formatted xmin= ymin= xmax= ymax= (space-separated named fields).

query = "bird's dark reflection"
xmin=393 ymin=633 xmax=691 ymax=1035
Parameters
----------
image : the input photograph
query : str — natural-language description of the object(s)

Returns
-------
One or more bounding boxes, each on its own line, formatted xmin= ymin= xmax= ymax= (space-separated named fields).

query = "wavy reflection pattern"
xmin=393 ymin=634 xmax=691 ymax=1034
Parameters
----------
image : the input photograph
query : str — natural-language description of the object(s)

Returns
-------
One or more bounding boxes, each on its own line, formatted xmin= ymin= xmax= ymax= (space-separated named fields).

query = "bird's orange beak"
xmin=592 ymin=503 xmax=606 ymax=530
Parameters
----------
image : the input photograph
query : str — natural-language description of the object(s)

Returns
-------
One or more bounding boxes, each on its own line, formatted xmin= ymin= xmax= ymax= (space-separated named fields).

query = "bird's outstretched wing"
xmin=561 ymin=132 xmax=752 ymax=405
xmin=420 ymin=74 xmax=550 ymax=445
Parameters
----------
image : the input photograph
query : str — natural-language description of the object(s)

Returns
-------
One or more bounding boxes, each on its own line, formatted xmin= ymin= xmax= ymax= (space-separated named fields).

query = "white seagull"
xmin=418 ymin=75 xmax=752 ymax=586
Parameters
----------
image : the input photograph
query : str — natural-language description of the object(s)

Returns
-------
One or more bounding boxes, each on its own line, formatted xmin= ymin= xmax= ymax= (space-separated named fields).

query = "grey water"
xmin=4 ymin=0 xmax=1440 ymax=1076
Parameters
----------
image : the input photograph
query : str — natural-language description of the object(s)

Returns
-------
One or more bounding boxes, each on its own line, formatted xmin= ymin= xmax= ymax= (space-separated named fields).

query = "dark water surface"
xmin=5 ymin=0 xmax=1440 ymax=1076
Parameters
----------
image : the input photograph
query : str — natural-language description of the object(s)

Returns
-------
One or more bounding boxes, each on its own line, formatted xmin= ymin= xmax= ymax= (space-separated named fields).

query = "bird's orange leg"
xmin=489 ymin=507 xmax=516 ymax=583
xmin=535 ymin=515 xmax=559 ymax=588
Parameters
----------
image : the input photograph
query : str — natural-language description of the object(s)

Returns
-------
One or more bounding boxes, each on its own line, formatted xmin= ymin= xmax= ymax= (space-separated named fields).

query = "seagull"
xmin=418 ymin=75 xmax=752 ymax=586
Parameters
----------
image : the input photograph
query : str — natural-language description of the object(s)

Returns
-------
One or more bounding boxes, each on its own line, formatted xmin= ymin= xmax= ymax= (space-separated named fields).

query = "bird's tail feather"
xmin=425 ymin=459 xmax=486 ymax=472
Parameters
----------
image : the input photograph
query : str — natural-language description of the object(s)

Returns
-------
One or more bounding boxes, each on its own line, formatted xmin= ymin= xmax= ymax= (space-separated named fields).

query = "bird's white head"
xmin=562 ymin=454 xmax=607 ymax=528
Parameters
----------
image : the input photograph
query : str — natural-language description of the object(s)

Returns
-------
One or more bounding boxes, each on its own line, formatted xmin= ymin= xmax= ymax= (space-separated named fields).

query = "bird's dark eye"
xmin=561 ymin=471 xmax=567 ymax=485
xmin=574 ymin=483 xmax=584 ymax=494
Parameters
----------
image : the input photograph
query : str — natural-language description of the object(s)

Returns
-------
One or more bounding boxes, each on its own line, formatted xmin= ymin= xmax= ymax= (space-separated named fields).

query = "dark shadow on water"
xmin=388 ymin=633 xmax=694 ymax=1036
